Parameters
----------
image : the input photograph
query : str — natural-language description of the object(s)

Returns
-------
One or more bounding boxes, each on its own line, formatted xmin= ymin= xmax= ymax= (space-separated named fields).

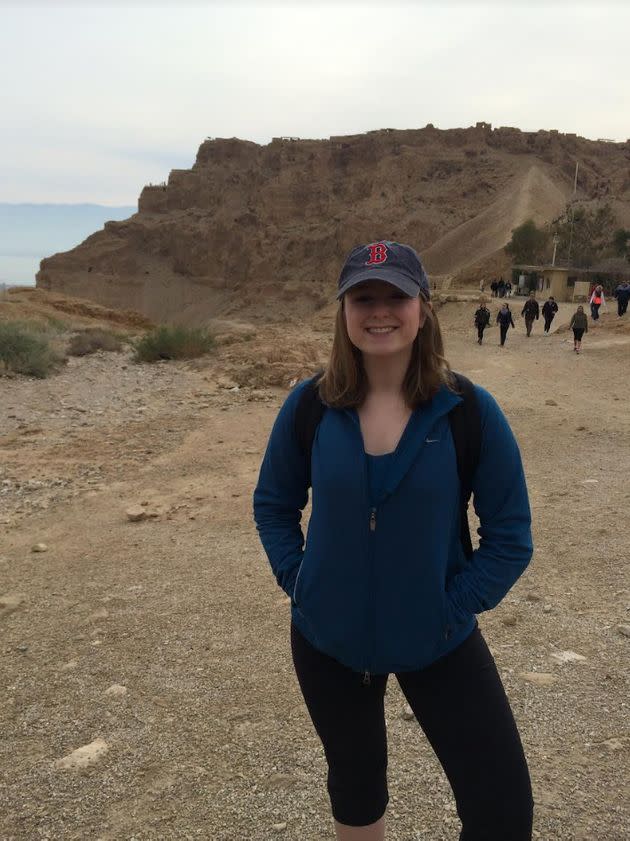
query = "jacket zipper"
xmin=364 ymin=505 xmax=377 ymax=686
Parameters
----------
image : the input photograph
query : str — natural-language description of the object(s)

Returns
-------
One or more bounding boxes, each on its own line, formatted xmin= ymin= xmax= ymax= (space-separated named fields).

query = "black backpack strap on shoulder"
xmin=294 ymin=371 xmax=326 ymax=489
xmin=448 ymin=372 xmax=482 ymax=559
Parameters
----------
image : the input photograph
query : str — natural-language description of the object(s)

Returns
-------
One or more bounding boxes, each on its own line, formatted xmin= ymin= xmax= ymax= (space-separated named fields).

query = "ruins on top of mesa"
xmin=36 ymin=123 xmax=630 ymax=325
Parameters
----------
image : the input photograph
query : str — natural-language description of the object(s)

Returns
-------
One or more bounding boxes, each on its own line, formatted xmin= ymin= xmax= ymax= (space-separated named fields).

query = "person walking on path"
xmin=479 ymin=278 xmax=485 ymax=294
xmin=506 ymin=280 xmax=513 ymax=297
xmin=569 ymin=305 xmax=588 ymax=353
xmin=254 ymin=241 xmax=534 ymax=841
xmin=541 ymin=296 xmax=559 ymax=334
xmin=521 ymin=292 xmax=540 ymax=337
xmin=613 ymin=282 xmax=630 ymax=317
xmin=497 ymin=278 xmax=506 ymax=298
xmin=474 ymin=299 xmax=491 ymax=344
xmin=490 ymin=279 xmax=498 ymax=297
xmin=496 ymin=303 xmax=516 ymax=347
xmin=589 ymin=284 xmax=605 ymax=321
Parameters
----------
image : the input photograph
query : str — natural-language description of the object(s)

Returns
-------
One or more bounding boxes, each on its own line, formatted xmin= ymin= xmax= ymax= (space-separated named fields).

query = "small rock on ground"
xmin=104 ymin=684 xmax=128 ymax=697
xmin=55 ymin=738 xmax=109 ymax=770
xmin=549 ymin=650 xmax=587 ymax=664
xmin=126 ymin=505 xmax=147 ymax=522
xmin=519 ymin=672 xmax=558 ymax=687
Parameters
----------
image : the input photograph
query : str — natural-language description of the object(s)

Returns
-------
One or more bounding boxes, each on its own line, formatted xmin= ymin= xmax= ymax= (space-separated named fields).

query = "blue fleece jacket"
xmin=253 ymin=379 xmax=533 ymax=675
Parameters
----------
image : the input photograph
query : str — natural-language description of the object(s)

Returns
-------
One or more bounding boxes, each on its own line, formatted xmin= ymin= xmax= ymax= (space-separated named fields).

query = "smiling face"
xmin=343 ymin=280 xmax=426 ymax=357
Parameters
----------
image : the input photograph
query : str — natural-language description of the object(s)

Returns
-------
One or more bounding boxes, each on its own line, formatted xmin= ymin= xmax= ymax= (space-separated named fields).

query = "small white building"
xmin=512 ymin=264 xmax=630 ymax=302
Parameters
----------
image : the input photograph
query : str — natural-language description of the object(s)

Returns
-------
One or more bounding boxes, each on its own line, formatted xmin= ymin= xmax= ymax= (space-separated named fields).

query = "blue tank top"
xmin=366 ymin=452 xmax=395 ymax=504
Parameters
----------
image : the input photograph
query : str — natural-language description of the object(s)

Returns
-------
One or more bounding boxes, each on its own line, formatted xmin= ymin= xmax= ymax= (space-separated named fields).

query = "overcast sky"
xmin=2 ymin=1 xmax=629 ymax=205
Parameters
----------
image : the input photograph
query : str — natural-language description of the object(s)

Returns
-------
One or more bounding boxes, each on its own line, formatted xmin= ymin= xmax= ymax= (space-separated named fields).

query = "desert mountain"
xmin=36 ymin=123 xmax=630 ymax=324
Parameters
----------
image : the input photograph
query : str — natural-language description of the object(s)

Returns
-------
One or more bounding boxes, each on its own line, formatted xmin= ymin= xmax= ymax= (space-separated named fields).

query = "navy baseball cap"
xmin=337 ymin=241 xmax=431 ymax=300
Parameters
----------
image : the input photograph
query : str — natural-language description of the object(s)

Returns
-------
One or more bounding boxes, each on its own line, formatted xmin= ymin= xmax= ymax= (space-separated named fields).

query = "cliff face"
xmin=36 ymin=124 xmax=630 ymax=324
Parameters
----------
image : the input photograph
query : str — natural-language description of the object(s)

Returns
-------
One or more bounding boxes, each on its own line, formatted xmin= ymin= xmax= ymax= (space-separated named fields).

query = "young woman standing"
xmin=254 ymin=241 xmax=534 ymax=841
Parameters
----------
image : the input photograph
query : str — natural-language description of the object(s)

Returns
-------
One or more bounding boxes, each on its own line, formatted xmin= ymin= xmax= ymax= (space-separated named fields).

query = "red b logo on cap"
xmin=366 ymin=243 xmax=388 ymax=265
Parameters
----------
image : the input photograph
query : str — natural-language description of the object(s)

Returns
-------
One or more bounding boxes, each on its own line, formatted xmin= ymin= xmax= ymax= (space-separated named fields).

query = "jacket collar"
xmin=346 ymin=383 xmax=463 ymax=503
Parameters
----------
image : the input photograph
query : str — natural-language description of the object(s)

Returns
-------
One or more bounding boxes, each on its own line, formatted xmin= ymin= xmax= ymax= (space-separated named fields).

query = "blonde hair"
xmin=318 ymin=299 xmax=453 ymax=408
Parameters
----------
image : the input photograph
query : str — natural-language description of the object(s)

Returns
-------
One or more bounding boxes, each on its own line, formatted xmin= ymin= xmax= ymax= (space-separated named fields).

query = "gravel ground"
xmin=1 ymin=301 xmax=629 ymax=840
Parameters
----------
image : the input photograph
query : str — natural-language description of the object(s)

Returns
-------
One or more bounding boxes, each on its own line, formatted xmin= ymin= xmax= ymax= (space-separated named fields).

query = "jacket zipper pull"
xmin=363 ymin=670 xmax=371 ymax=686
xmin=369 ymin=508 xmax=377 ymax=532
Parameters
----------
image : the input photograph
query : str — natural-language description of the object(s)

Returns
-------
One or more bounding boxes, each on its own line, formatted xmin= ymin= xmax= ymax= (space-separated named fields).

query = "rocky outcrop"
xmin=36 ymin=125 xmax=630 ymax=324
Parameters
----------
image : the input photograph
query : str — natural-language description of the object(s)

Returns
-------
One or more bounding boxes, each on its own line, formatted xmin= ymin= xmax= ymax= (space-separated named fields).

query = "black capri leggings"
xmin=573 ymin=328 xmax=585 ymax=341
xmin=291 ymin=622 xmax=533 ymax=840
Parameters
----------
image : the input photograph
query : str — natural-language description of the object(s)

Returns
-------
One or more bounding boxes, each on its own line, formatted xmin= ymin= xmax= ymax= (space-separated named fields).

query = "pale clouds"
xmin=1 ymin=1 xmax=628 ymax=203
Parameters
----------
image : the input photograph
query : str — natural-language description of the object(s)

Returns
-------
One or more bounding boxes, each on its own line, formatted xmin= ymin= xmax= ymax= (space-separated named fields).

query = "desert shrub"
xmin=550 ymin=202 xmax=618 ymax=267
xmin=505 ymin=219 xmax=550 ymax=264
xmin=0 ymin=322 xmax=64 ymax=378
xmin=612 ymin=228 xmax=630 ymax=261
xmin=67 ymin=328 xmax=123 ymax=356
xmin=132 ymin=325 xmax=214 ymax=363
xmin=44 ymin=315 xmax=69 ymax=332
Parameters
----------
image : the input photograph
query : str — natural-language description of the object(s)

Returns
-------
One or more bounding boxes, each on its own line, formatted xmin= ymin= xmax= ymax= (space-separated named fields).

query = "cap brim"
xmin=337 ymin=269 xmax=422 ymax=300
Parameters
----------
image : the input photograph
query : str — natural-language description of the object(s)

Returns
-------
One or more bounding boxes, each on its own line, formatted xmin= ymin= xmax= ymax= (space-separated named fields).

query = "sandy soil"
xmin=1 ymin=295 xmax=629 ymax=840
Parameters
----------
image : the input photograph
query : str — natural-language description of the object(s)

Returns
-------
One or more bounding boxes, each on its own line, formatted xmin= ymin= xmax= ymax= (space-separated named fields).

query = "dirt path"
xmin=1 ymin=302 xmax=629 ymax=840
xmin=423 ymin=163 xmax=569 ymax=276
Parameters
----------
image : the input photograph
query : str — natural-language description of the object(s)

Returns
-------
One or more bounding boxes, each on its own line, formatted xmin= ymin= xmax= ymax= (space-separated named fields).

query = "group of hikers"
xmin=480 ymin=277 xmax=512 ymax=297
xmin=473 ymin=292 xmax=559 ymax=348
xmin=473 ymin=280 xmax=630 ymax=353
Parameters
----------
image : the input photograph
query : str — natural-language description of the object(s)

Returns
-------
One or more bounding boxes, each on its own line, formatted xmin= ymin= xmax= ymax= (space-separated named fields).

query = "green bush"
xmin=132 ymin=325 xmax=215 ymax=363
xmin=612 ymin=228 xmax=630 ymax=261
xmin=44 ymin=315 xmax=69 ymax=332
xmin=550 ymin=202 xmax=618 ymax=267
xmin=505 ymin=219 xmax=550 ymax=264
xmin=0 ymin=322 xmax=65 ymax=378
xmin=67 ymin=328 xmax=123 ymax=356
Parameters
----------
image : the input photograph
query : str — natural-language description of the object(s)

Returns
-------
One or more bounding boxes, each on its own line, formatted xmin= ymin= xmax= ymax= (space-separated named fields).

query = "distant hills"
xmin=35 ymin=126 xmax=630 ymax=323
xmin=0 ymin=203 xmax=135 ymax=284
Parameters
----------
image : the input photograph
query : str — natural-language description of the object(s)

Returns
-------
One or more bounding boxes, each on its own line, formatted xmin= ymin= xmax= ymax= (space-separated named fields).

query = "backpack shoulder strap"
xmin=448 ymin=372 xmax=482 ymax=559
xmin=294 ymin=371 xmax=326 ymax=488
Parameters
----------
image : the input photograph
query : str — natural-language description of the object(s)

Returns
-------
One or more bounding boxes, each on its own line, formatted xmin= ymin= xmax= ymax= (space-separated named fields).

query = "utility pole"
xmin=552 ymin=234 xmax=560 ymax=266
xmin=567 ymin=161 xmax=579 ymax=266
xmin=567 ymin=209 xmax=575 ymax=266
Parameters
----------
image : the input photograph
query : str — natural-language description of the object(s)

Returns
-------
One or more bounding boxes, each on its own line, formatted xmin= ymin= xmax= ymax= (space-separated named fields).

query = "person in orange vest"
xmin=589 ymin=284 xmax=605 ymax=321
